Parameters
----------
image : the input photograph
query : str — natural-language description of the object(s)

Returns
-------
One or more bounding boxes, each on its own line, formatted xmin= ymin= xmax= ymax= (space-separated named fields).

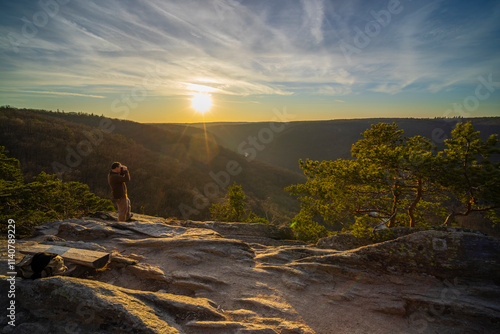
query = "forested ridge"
xmin=2 ymin=106 xmax=499 ymax=240
xmin=185 ymin=117 xmax=500 ymax=173
xmin=0 ymin=107 xmax=303 ymax=222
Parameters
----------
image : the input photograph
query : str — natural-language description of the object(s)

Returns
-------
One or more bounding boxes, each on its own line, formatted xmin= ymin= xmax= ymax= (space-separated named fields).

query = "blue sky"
xmin=1 ymin=0 xmax=499 ymax=122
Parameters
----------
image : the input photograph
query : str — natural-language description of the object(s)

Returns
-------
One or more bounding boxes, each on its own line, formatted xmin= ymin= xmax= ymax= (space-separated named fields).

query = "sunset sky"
xmin=1 ymin=0 xmax=499 ymax=123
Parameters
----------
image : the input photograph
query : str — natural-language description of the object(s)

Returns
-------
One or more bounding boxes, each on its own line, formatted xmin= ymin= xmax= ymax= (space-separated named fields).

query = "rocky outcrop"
xmin=316 ymin=232 xmax=369 ymax=250
xmin=176 ymin=220 xmax=298 ymax=246
xmin=313 ymin=230 xmax=500 ymax=280
xmin=0 ymin=276 xmax=223 ymax=333
xmin=1 ymin=214 xmax=499 ymax=333
xmin=316 ymin=226 xmax=489 ymax=251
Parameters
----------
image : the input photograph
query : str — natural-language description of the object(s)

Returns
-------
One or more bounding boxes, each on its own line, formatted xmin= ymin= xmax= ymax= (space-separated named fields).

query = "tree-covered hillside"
xmin=0 ymin=107 xmax=303 ymax=222
xmin=0 ymin=146 xmax=114 ymax=235
xmin=181 ymin=118 xmax=500 ymax=173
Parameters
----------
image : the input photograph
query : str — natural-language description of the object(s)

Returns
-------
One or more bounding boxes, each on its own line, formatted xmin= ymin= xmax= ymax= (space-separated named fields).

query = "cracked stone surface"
xmin=1 ymin=214 xmax=499 ymax=333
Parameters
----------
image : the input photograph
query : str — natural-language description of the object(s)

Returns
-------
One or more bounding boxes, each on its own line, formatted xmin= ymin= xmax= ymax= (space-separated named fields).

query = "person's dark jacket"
xmin=108 ymin=170 xmax=130 ymax=199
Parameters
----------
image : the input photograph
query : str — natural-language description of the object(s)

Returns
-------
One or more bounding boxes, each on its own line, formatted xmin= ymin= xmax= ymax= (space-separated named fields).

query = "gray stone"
xmin=7 ymin=215 xmax=500 ymax=334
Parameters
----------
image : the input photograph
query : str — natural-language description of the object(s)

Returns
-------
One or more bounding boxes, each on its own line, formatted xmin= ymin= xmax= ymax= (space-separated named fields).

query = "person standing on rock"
xmin=108 ymin=162 xmax=133 ymax=222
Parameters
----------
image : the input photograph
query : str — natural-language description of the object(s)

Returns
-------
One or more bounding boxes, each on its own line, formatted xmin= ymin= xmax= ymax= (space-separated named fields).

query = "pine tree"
xmin=210 ymin=183 xmax=268 ymax=224
xmin=441 ymin=122 xmax=500 ymax=225
xmin=287 ymin=122 xmax=499 ymax=241
xmin=0 ymin=146 xmax=114 ymax=236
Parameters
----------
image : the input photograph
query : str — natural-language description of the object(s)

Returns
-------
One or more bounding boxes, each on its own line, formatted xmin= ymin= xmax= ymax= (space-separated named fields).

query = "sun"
xmin=191 ymin=93 xmax=212 ymax=113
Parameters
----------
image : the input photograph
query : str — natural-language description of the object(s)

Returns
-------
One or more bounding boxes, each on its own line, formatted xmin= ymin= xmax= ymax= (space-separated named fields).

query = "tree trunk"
xmin=407 ymin=178 xmax=422 ymax=228
xmin=389 ymin=183 xmax=400 ymax=228
xmin=443 ymin=212 xmax=456 ymax=226
xmin=442 ymin=200 xmax=472 ymax=226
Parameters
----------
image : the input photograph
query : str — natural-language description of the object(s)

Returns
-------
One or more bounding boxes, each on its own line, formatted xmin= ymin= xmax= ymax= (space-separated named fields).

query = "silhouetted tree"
xmin=210 ymin=183 xmax=268 ymax=224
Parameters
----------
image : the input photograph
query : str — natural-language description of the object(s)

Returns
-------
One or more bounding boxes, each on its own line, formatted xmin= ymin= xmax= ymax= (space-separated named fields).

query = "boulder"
xmin=316 ymin=233 xmax=369 ymax=250
xmin=0 ymin=276 xmax=223 ymax=333
xmin=304 ymin=230 xmax=500 ymax=280
xmin=177 ymin=221 xmax=296 ymax=244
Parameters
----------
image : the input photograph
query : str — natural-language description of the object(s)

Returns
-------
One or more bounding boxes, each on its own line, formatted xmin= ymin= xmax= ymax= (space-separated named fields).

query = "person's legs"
xmin=125 ymin=197 xmax=131 ymax=221
xmin=115 ymin=198 xmax=127 ymax=221
xmin=115 ymin=197 xmax=132 ymax=221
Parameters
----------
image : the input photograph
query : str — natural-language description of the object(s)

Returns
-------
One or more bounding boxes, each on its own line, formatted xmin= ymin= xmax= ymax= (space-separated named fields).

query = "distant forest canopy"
xmin=0 ymin=106 xmax=302 ymax=223
xmin=175 ymin=116 xmax=500 ymax=173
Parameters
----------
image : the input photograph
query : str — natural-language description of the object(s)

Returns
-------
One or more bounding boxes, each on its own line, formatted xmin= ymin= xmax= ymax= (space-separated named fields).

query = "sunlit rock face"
xmin=1 ymin=214 xmax=499 ymax=333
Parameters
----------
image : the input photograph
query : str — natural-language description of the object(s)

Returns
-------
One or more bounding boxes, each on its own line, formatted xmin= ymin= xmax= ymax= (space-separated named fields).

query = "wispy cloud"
xmin=0 ymin=0 xmax=499 ymax=105
xmin=0 ymin=89 xmax=106 ymax=98
xmin=301 ymin=0 xmax=325 ymax=44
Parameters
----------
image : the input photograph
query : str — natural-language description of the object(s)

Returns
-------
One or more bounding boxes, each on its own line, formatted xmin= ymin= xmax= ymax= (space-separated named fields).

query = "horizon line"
xmin=2 ymin=106 xmax=499 ymax=125
xmin=151 ymin=115 xmax=500 ymax=125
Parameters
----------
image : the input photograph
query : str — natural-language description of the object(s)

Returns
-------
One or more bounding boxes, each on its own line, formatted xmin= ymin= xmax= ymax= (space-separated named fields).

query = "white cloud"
xmin=301 ymin=0 xmax=325 ymax=44
xmin=0 ymin=89 xmax=105 ymax=98
xmin=370 ymin=84 xmax=404 ymax=95
xmin=1 ymin=0 xmax=499 ymax=102
xmin=317 ymin=85 xmax=352 ymax=96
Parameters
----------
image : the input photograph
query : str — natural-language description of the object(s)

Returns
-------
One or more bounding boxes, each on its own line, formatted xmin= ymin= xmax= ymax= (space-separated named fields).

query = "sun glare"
xmin=191 ymin=93 xmax=212 ymax=113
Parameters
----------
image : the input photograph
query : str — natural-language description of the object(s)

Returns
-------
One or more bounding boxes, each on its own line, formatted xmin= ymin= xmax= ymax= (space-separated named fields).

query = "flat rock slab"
xmin=111 ymin=220 xmax=188 ymax=238
xmin=20 ymin=244 xmax=110 ymax=268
